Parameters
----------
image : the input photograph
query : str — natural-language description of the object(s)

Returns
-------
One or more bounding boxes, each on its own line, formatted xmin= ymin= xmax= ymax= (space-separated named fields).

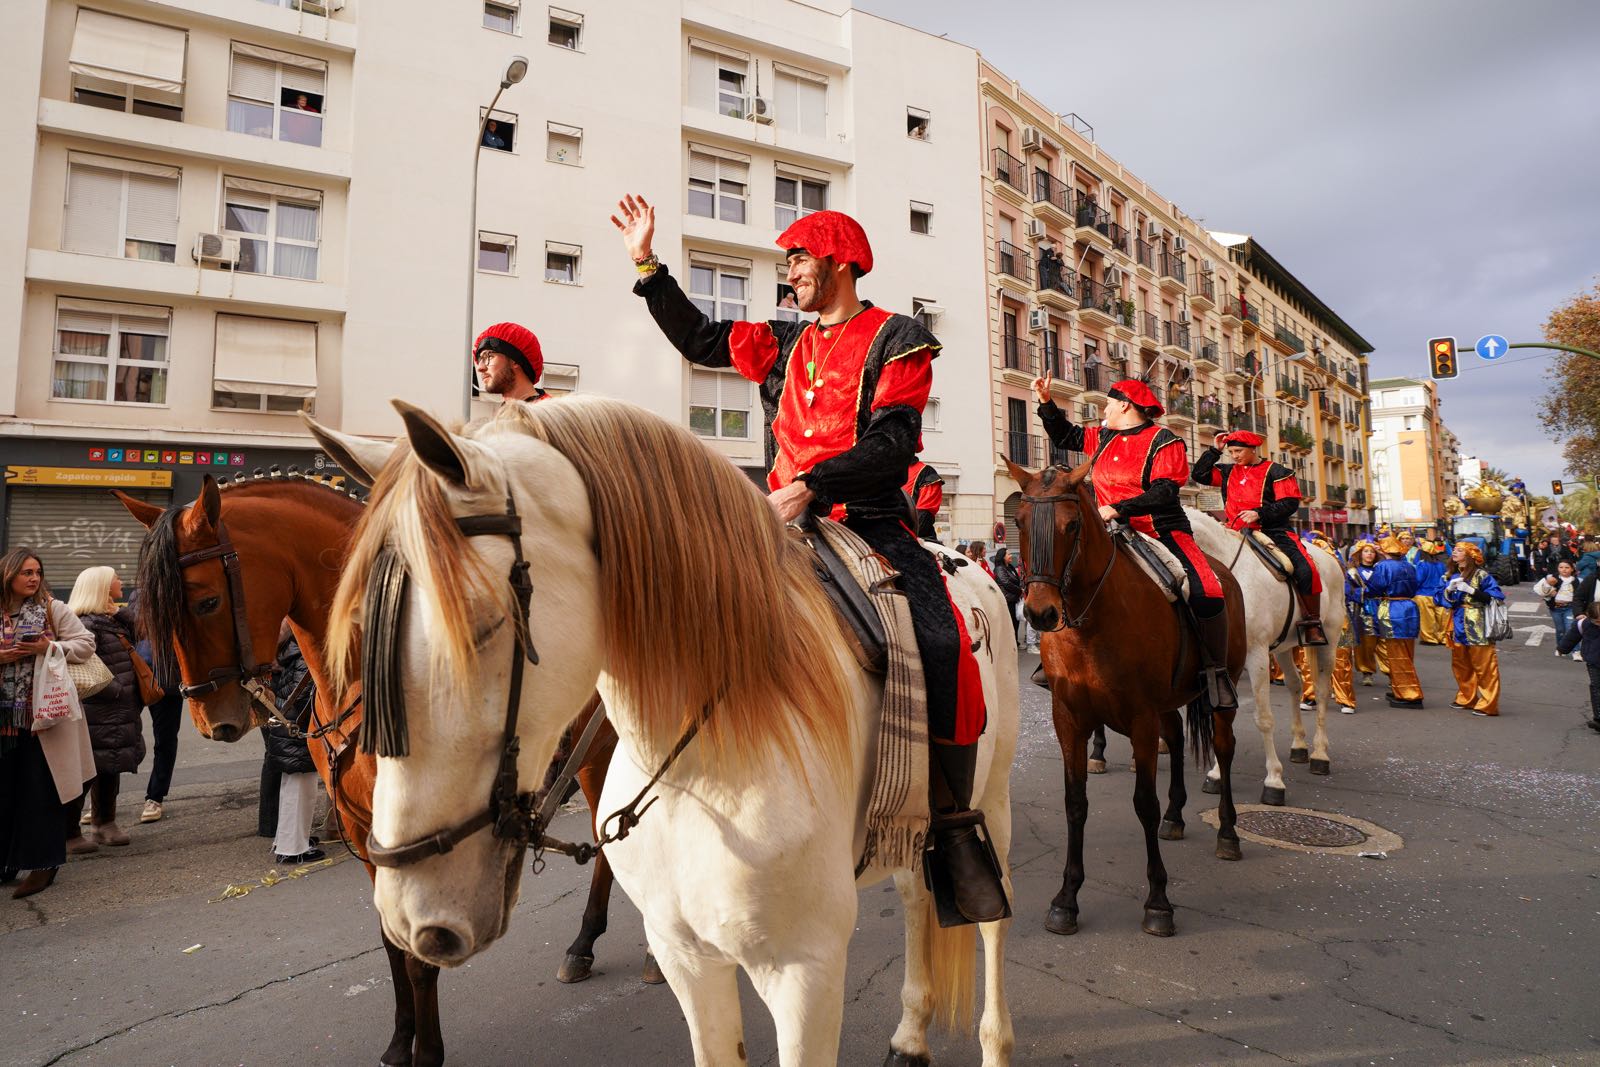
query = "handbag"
xmin=67 ymin=652 xmax=113 ymax=699
xmin=32 ymin=643 xmax=86 ymax=730
xmin=1484 ymin=598 xmax=1513 ymax=643
xmin=119 ymin=634 xmax=165 ymax=705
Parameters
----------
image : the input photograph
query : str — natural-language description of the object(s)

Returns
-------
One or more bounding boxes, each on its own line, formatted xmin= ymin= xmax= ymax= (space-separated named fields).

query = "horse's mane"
xmin=135 ymin=475 xmax=363 ymax=682
xmin=492 ymin=396 xmax=853 ymax=773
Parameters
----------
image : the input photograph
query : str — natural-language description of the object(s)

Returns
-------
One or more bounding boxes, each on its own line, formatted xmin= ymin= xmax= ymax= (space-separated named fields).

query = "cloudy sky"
xmin=859 ymin=0 xmax=1600 ymax=488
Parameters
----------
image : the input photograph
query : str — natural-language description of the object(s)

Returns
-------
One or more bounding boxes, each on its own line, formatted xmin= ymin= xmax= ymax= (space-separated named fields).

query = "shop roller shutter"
xmin=4 ymin=486 xmax=170 ymax=598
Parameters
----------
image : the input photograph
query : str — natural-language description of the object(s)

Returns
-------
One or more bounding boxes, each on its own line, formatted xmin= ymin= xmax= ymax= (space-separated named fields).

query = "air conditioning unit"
xmin=1146 ymin=221 xmax=1163 ymax=240
xmin=1177 ymin=309 xmax=1191 ymax=326
xmin=193 ymin=233 xmax=240 ymax=266
xmin=1172 ymin=235 xmax=1188 ymax=252
xmin=1201 ymin=258 xmax=1214 ymax=274
xmin=1028 ymin=307 xmax=1048 ymax=332
xmin=1103 ymin=266 xmax=1123 ymax=287
xmin=747 ymin=96 xmax=775 ymax=124
xmin=1021 ymin=126 xmax=1043 ymax=150
xmin=296 ymin=0 xmax=345 ymax=13
xmin=1024 ymin=218 xmax=1047 ymax=239
xmin=1110 ymin=341 xmax=1130 ymax=362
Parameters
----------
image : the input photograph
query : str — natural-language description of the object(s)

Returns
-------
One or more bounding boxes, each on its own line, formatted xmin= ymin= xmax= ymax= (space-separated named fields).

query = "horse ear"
xmin=179 ymin=476 xmax=222 ymax=538
xmin=392 ymin=399 xmax=485 ymax=488
xmin=1066 ymin=459 xmax=1094 ymax=486
xmin=1002 ymin=456 xmax=1035 ymax=488
xmin=111 ymin=489 xmax=165 ymax=530
xmin=300 ymin=413 xmax=396 ymax=488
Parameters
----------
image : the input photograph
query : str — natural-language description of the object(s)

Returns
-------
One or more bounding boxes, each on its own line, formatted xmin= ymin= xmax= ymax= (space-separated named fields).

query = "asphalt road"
xmin=4 ymin=582 xmax=1597 ymax=1066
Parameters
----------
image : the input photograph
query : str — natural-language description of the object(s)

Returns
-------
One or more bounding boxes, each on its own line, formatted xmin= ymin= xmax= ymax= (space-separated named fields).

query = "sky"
xmin=857 ymin=0 xmax=1600 ymax=488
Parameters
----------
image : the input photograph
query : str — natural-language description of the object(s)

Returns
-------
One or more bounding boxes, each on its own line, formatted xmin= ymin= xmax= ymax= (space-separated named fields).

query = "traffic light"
xmin=1553 ymin=480 xmax=1565 ymax=496
xmin=1428 ymin=337 xmax=1458 ymax=380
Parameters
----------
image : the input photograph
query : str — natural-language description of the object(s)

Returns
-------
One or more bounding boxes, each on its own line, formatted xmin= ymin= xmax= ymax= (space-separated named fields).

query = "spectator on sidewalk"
xmin=128 ymin=589 xmax=182 ymax=824
xmin=1556 ymin=599 xmax=1600 ymax=733
xmin=1535 ymin=561 xmax=1580 ymax=658
xmin=263 ymin=624 xmax=323 ymax=865
xmin=990 ymin=546 xmax=1025 ymax=649
xmin=1438 ymin=541 xmax=1506 ymax=717
xmin=967 ymin=540 xmax=995 ymax=579
xmin=1577 ymin=539 xmax=1600 ymax=583
xmin=66 ymin=566 xmax=145 ymax=849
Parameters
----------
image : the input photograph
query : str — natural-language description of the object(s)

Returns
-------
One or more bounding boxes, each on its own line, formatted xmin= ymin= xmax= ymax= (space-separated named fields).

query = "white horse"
xmin=310 ymin=396 xmax=1017 ymax=1067
xmin=1185 ymin=509 xmax=1346 ymax=805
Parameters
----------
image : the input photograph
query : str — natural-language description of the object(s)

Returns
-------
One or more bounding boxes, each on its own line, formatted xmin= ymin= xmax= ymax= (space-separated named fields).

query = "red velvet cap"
xmin=1108 ymin=379 xmax=1163 ymax=416
xmin=473 ymin=322 xmax=543 ymax=384
xmin=777 ymin=210 xmax=874 ymax=275
xmin=1222 ymin=430 xmax=1265 ymax=448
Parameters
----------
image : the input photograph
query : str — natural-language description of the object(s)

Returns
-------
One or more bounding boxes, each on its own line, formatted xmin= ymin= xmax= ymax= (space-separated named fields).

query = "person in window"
xmin=292 ymin=93 xmax=319 ymax=113
xmin=481 ymin=119 xmax=507 ymax=151
xmin=471 ymin=322 xmax=547 ymax=404
xmin=613 ymin=193 xmax=1007 ymax=926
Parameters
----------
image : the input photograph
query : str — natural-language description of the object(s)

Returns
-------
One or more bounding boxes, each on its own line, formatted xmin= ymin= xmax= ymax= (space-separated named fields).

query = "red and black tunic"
xmin=904 ymin=460 xmax=944 ymax=542
xmin=1191 ymin=447 xmax=1320 ymax=595
xmin=1037 ymin=400 xmax=1225 ymax=613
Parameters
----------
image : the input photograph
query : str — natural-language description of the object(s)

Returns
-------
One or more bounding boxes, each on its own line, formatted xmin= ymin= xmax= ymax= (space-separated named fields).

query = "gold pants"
xmin=1449 ymin=638 xmax=1501 ymax=715
xmin=1415 ymin=596 xmax=1447 ymax=645
xmin=1331 ymin=646 xmax=1356 ymax=709
xmin=1270 ymin=658 xmax=1284 ymax=682
xmin=1291 ymin=646 xmax=1315 ymax=704
xmin=1353 ymin=634 xmax=1379 ymax=676
xmin=1380 ymin=638 xmax=1423 ymax=702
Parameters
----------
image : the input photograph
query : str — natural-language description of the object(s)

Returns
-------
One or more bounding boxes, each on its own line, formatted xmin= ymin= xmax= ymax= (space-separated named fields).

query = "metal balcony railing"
xmin=1275 ymin=324 xmax=1305 ymax=353
xmin=1167 ymin=393 xmax=1196 ymax=418
xmin=1353 ymin=488 xmax=1367 ymax=506
xmin=1032 ymin=169 xmax=1071 ymax=214
xmin=1140 ymin=311 xmax=1160 ymax=340
xmin=992 ymin=147 xmax=1024 ymax=190
xmin=1160 ymin=251 xmax=1187 ymax=284
xmin=1037 ymin=256 xmax=1077 ymax=299
xmin=996 ymin=239 xmax=1031 ymax=285
xmin=1074 ymin=193 xmax=1110 ymax=233
xmin=1232 ymin=352 xmax=1260 ymax=377
xmin=1082 ymin=362 xmax=1107 ymax=393
xmin=1242 ymin=303 xmax=1261 ymax=326
xmin=1135 ymin=238 xmax=1155 ymax=272
xmin=1002 ymin=334 xmax=1039 ymax=375
xmin=1006 ymin=430 xmax=1043 ymax=467
xmin=1079 ymin=276 xmax=1117 ymax=315
xmin=1194 ymin=274 xmax=1215 ymax=302
xmin=1327 ymin=485 xmax=1348 ymax=504
xmin=1105 ymin=221 xmax=1129 ymax=255
xmin=1197 ymin=397 xmax=1224 ymax=424
xmin=1163 ymin=320 xmax=1191 ymax=350
xmin=1227 ymin=407 xmax=1262 ymax=434
xmin=1042 ymin=346 xmax=1081 ymax=384
xmin=1198 ymin=340 xmax=1219 ymax=364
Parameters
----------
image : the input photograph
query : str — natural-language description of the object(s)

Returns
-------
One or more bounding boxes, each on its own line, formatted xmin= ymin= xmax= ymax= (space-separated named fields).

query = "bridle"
xmin=1021 ymin=476 xmax=1117 ymax=632
xmin=175 ymin=517 xmax=277 ymax=707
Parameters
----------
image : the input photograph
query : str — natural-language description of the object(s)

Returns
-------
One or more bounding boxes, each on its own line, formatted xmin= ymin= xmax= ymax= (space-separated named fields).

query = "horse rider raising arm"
xmin=1031 ymin=374 xmax=1234 ymax=708
xmin=612 ymin=193 xmax=1007 ymax=925
xmin=1191 ymin=430 xmax=1327 ymax=646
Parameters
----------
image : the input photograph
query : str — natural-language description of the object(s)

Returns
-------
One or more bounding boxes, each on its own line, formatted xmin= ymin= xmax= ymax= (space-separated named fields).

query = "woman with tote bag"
xmin=0 ymin=548 xmax=96 ymax=898
xmin=66 ymin=567 xmax=147 ymax=848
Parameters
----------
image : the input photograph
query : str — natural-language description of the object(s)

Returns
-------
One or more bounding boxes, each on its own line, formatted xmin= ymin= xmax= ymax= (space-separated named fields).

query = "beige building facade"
xmin=1369 ymin=376 xmax=1449 ymax=528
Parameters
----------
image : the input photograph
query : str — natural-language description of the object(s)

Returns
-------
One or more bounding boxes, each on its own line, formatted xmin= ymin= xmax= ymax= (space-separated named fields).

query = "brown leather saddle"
xmin=1244 ymin=529 xmax=1295 ymax=582
xmin=793 ymin=522 xmax=888 ymax=674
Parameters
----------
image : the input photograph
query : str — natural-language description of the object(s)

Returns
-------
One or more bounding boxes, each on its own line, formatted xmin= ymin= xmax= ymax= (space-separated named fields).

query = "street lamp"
xmin=463 ymin=55 xmax=529 ymax=419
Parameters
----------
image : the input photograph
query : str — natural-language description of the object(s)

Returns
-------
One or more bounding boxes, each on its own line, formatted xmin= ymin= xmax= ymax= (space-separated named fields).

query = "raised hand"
xmin=1031 ymin=375 xmax=1053 ymax=404
xmin=610 ymin=194 xmax=656 ymax=263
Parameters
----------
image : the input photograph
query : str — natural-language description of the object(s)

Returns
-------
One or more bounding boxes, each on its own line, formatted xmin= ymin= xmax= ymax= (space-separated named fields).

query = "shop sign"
xmin=5 ymin=465 xmax=173 ymax=488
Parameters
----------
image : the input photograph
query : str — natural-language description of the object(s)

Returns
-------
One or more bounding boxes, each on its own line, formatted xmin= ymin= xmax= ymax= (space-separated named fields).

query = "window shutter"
xmin=690 ymin=369 xmax=720 ymax=408
xmin=798 ymin=80 xmax=825 ymax=136
xmin=123 ymin=173 xmax=179 ymax=244
xmin=281 ymin=63 xmax=325 ymax=96
xmin=720 ymin=157 xmax=748 ymax=184
xmin=70 ymin=10 xmax=187 ymax=93
xmin=63 ymin=165 xmax=123 ymax=257
xmin=774 ymin=73 xmax=798 ymax=133
xmin=688 ymin=49 xmax=717 ymax=109
xmin=688 ymin=151 xmax=717 ymax=182
xmin=214 ymin=315 xmax=317 ymax=396
xmin=720 ymin=373 xmax=752 ymax=409
xmin=118 ymin=313 xmax=171 ymax=336
xmin=229 ymin=54 xmax=276 ymax=102
xmin=57 ymin=308 xmax=115 ymax=335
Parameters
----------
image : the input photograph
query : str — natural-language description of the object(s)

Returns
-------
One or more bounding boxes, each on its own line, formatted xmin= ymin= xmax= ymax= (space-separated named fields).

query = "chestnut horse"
xmin=1007 ymin=460 xmax=1247 ymax=939
xmin=117 ymin=472 xmax=632 ymax=1067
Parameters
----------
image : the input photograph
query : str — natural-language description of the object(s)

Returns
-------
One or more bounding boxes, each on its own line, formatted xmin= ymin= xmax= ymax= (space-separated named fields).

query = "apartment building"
xmin=0 ymin=0 xmax=992 ymax=585
xmin=1368 ymin=376 xmax=1449 ymax=528
xmin=975 ymin=61 xmax=1375 ymax=545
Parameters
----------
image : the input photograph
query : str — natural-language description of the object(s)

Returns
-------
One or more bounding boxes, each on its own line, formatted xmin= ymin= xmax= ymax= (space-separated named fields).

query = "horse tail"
xmin=925 ymin=894 xmax=977 ymax=1034
xmin=1186 ymin=696 xmax=1215 ymax=769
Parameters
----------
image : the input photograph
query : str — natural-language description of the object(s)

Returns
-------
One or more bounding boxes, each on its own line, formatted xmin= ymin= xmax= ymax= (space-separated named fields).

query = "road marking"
xmin=1520 ymin=624 xmax=1555 ymax=647
xmin=1508 ymin=602 xmax=1540 ymax=614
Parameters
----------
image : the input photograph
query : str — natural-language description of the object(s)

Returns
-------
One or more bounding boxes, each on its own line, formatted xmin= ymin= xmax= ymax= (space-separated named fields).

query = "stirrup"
xmin=1296 ymin=620 xmax=1329 ymax=647
xmin=1202 ymin=665 xmax=1238 ymax=711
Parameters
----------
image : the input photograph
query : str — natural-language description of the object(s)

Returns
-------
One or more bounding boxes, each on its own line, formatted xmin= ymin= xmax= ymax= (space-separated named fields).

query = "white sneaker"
xmin=1339 ymin=705 xmax=1356 ymax=715
xmin=1572 ymin=651 xmax=1583 ymax=661
xmin=1299 ymin=701 xmax=1317 ymax=711
xmin=140 ymin=799 xmax=162 ymax=823
xmin=1555 ymin=649 xmax=1564 ymax=657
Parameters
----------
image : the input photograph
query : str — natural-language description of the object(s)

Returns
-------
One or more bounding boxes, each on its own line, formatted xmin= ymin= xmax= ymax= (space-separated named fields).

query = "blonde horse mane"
xmin=491 ymin=396 xmax=853 ymax=775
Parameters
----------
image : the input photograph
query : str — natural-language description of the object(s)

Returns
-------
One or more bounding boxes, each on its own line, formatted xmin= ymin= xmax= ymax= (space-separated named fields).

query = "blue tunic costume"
xmin=1364 ymin=558 xmax=1420 ymax=640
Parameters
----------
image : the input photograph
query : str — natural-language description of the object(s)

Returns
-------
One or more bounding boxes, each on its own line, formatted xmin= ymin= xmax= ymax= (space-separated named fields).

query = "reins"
xmin=173 ymin=518 xmax=274 ymax=702
xmin=1021 ymin=483 xmax=1118 ymax=632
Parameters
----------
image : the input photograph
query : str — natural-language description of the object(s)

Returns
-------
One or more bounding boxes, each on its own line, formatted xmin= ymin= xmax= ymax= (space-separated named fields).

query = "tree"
xmin=1558 ymin=484 xmax=1600 ymax=531
xmin=1537 ymin=279 xmax=1600 ymax=477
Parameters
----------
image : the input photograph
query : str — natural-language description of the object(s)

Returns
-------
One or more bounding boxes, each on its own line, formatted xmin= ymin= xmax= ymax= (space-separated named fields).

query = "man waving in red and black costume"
xmin=1192 ymin=430 xmax=1327 ymax=645
xmin=612 ymin=194 xmax=1007 ymax=925
xmin=1031 ymin=373 xmax=1235 ymax=705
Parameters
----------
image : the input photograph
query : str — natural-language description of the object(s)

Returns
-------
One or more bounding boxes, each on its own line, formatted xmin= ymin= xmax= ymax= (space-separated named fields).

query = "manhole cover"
xmin=1235 ymin=810 xmax=1367 ymax=847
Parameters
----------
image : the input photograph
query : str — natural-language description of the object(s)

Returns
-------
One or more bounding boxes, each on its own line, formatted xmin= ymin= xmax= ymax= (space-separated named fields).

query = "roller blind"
xmin=70 ymin=9 xmax=187 ymax=93
xmin=66 ymin=152 xmax=179 ymax=180
xmin=214 ymin=314 xmax=317 ymax=396
xmin=229 ymin=54 xmax=276 ymax=101
xmin=123 ymin=173 xmax=179 ymax=244
xmin=690 ymin=368 xmax=720 ymax=408
xmin=63 ymin=165 xmax=122 ymax=256
xmin=225 ymin=176 xmax=321 ymax=203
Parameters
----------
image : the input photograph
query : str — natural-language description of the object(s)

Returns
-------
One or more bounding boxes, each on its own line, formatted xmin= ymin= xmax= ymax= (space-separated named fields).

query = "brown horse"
xmin=1007 ymin=460 xmax=1247 ymax=939
xmin=117 ymin=472 xmax=634 ymax=1067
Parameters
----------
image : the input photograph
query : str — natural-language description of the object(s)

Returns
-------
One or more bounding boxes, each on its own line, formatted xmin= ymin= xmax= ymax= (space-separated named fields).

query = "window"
xmin=688 ymin=43 xmax=750 ymax=118
xmin=68 ymin=9 xmax=186 ymax=121
xmin=548 ymin=7 xmax=582 ymax=49
xmin=546 ymin=122 xmax=581 ymax=164
xmin=907 ymin=106 xmax=930 ymax=140
xmin=480 ymin=108 xmax=516 ymax=152
xmin=222 ymin=178 xmax=321 ymax=279
xmin=51 ymin=299 xmax=170 ymax=405
xmin=227 ymin=44 xmax=326 ymax=147
xmin=923 ymin=396 xmax=941 ymax=431
xmin=688 ymin=149 xmax=748 ymax=224
xmin=909 ymin=201 xmax=933 ymax=235
xmin=212 ymin=313 xmax=317 ymax=413
xmin=776 ymin=266 xmax=799 ymax=323
xmin=912 ymin=298 xmax=943 ymax=332
xmin=541 ymin=362 xmax=579 ymax=397
xmin=774 ymin=65 xmax=826 ymax=137
xmin=545 ymin=242 xmax=581 ymax=283
xmin=774 ymin=173 xmax=827 ymax=230
xmin=483 ymin=0 xmax=518 ymax=33
xmin=690 ymin=368 xmax=753 ymax=440
xmin=478 ymin=231 xmax=515 ymax=274
xmin=62 ymin=155 xmax=179 ymax=263
xmin=687 ymin=261 xmax=747 ymax=321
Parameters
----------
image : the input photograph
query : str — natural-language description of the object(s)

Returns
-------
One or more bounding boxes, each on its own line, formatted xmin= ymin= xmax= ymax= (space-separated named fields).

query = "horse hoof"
xmin=1158 ymin=820 xmax=1185 ymax=840
xmin=1200 ymin=777 xmax=1220 ymax=795
xmin=1308 ymin=758 xmax=1330 ymax=776
xmin=556 ymin=953 xmax=594 ymax=984
xmin=1260 ymin=785 xmax=1286 ymax=806
xmin=1289 ymin=746 xmax=1309 ymax=764
xmin=1216 ymin=838 xmax=1243 ymax=862
xmin=641 ymin=955 xmax=668 ymax=985
xmin=1142 ymin=908 xmax=1176 ymax=937
xmin=884 ymin=1050 xmax=932 ymax=1067
xmin=1087 ymin=759 xmax=1107 ymax=775
xmin=1044 ymin=906 xmax=1078 ymax=935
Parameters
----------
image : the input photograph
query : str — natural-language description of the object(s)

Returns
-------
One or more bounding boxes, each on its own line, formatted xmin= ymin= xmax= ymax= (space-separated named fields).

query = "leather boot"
xmin=1196 ymin=610 xmax=1238 ymax=711
xmin=1295 ymin=591 xmax=1328 ymax=647
xmin=926 ymin=744 xmax=1010 ymax=927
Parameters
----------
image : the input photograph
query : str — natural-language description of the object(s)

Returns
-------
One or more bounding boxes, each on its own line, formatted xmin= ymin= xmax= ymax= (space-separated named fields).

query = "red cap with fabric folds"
xmin=473 ymin=321 xmax=543 ymax=385
xmin=777 ymin=210 xmax=874 ymax=275
xmin=1108 ymin=379 xmax=1163 ymax=416
xmin=1222 ymin=430 xmax=1265 ymax=448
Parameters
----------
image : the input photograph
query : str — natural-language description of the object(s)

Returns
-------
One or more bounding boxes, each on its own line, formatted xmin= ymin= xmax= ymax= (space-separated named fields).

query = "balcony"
xmin=992 ymin=147 xmax=1026 ymax=204
xmin=1197 ymin=396 xmax=1224 ymax=427
xmin=1195 ymin=340 xmax=1220 ymax=368
xmin=1031 ymin=169 xmax=1072 ymax=227
xmin=1316 ymin=393 xmax=1336 ymax=419
xmin=1227 ymin=407 xmax=1263 ymax=435
xmin=1138 ymin=311 xmax=1161 ymax=348
xmin=1006 ymin=430 xmax=1044 ymax=468
xmin=1348 ymin=448 xmax=1364 ymax=469
xmin=1001 ymin=334 xmax=1040 ymax=377
xmin=1076 ymin=276 xmax=1119 ymax=329
xmin=1166 ymin=392 xmax=1196 ymax=422
xmin=1161 ymin=319 xmax=1191 ymax=358
xmin=1035 ymin=256 xmax=1078 ymax=311
xmin=1279 ymin=423 xmax=1315 ymax=453
xmin=1218 ymin=292 xmax=1241 ymax=324
xmin=996 ymin=238 xmax=1032 ymax=291
xmin=1158 ymin=251 xmax=1187 ymax=293
xmin=1241 ymin=303 xmax=1262 ymax=332
xmin=1081 ymin=361 xmax=1109 ymax=395
xmin=1227 ymin=351 xmax=1261 ymax=379
xmin=1041 ymin=346 xmax=1082 ymax=388
xmin=1105 ymin=222 xmax=1130 ymax=258
xmin=1352 ymin=488 xmax=1367 ymax=507
xmin=1134 ymin=238 xmax=1156 ymax=276
xmin=1074 ymin=195 xmax=1113 ymax=251
xmin=1270 ymin=324 xmax=1306 ymax=356
xmin=1189 ymin=272 xmax=1216 ymax=311
xmin=1326 ymin=484 xmax=1349 ymax=505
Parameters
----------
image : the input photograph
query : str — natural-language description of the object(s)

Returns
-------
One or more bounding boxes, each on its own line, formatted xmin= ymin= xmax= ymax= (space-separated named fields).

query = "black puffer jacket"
xmin=78 ymin=607 xmax=148 ymax=775
xmin=266 ymin=635 xmax=316 ymax=775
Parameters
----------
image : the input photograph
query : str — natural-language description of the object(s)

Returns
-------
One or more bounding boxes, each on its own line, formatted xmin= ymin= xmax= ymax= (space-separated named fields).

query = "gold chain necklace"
xmin=803 ymin=307 xmax=866 ymax=406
